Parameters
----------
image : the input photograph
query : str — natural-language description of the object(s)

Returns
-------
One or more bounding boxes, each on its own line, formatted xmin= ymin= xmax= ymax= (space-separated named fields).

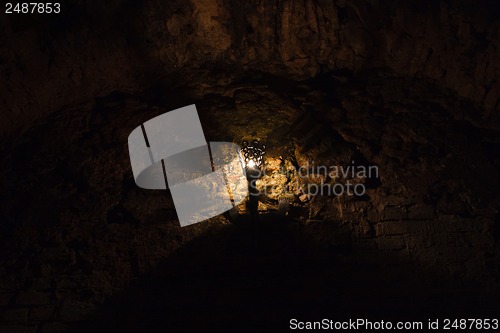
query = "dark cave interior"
xmin=1 ymin=1 xmax=500 ymax=332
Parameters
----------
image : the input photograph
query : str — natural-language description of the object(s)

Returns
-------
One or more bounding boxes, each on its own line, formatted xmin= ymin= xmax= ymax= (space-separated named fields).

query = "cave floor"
xmin=1 ymin=72 xmax=499 ymax=332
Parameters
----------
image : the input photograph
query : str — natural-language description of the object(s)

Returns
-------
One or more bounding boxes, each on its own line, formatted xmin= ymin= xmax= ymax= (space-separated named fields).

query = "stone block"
xmin=0 ymin=325 xmax=37 ymax=333
xmin=352 ymin=250 xmax=382 ymax=267
xmin=406 ymin=220 xmax=430 ymax=234
xmin=0 ymin=308 xmax=28 ymax=322
xmin=378 ymin=221 xmax=409 ymax=235
xmin=433 ymin=232 xmax=453 ymax=246
xmin=31 ymin=278 xmax=52 ymax=291
xmin=447 ymin=263 xmax=467 ymax=279
xmin=0 ymin=293 xmax=13 ymax=307
xmin=381 ymin=206 xmax=407 ymax=220
xmin=404 ymin=234 xmax=435 ymax=249
xmin=454 ymin=218 xmax=477 ymax=233
xmin=376 ymin=236 xmax=406 ymax=250
xmin=484 ymin=82 xmax=500 ymax=110
xmin=472 ymin=233 xmax=495 ymax=250
xmin=352 ymin=239 xmax=377 ymax=250
xmin=434 ymin=215 xmax=458 ymax=232
xmin=41 ymin=323 xmax=68 ymax=333
xmin=411 ymin=249 xmax=439 ymax=265
xmin=407 ymin=204 xmax=435 ymax=219
xmin=16 ymin=292 xmax=50 ymax=306
xmin=29 ymin=306 xmax=54 ymax=321
xmin=58 ymin=302 xmax=94 ymax=322
xmin=465 ymin=259 xmax=484 ymax=279
xmin=378 ymin=248 xmax=413 ymax=266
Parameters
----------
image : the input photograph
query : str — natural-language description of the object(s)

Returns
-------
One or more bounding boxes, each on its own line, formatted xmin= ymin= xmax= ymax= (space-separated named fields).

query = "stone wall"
xmin=1 ymin=1 xmax=499 ymax=331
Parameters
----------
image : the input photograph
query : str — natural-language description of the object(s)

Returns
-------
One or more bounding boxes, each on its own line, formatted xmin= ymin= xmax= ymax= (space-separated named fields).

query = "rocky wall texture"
xmin=0 ymin=73 xmax=499 ymax=332
xmin=1 ymin=0 xmax=499 ymax=139
xmin=1 ymin=1 xmax=500 ymax=332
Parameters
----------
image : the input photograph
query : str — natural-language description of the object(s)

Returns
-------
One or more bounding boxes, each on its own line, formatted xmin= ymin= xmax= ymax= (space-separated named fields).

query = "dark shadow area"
xmin=65 ymin=215 xmax=500 ymax=333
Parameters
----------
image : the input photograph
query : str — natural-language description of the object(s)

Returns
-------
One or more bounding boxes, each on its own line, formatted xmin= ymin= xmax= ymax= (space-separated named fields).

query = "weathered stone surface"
xmin=40 ymin=323 xmax=68 ymax=333
xmin=352 ymin=239 xmax=377 ymax=250
xmin=0 ymin=325 xmax=37 ymax=333
xmin=377 ymin=221 xmax=409 ymax=236
xmin=0 ymin=294 xmax=13 ymax=307
xmin=406 ymin=220 xmax=431 ymax=234
xmin=0 ymin=2 xmax=499 ymax=329
xmin=28 ymin=306 xmax=54 ymax=321
xmin=376 ymin=236 xmax=406 ymax=250
xmin=381 ymin=206 xmax=408 ymax=221
xmin=58 ymin=301 xmax=96 ymax=322
xmin=16 ymin=292 xmax=49 ymax=306
xmin=380 ymin=250 xmax=413 ymax=266
xmin=0 ymin=308 xmax=28 ymax=323
xmin=408 ymin=204 xmax=435 ymax=220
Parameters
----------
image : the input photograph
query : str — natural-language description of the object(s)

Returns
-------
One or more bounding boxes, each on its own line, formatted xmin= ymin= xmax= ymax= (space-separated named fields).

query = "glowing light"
xmin=241 ymin=140 xmax=266 ymax=170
